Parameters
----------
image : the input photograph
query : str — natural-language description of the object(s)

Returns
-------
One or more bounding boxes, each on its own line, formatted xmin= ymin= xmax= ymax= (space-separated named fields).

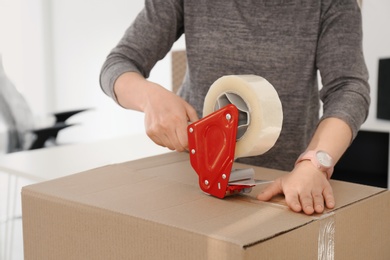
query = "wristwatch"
xmin=295 ymin=150 xmax=334 ymax=179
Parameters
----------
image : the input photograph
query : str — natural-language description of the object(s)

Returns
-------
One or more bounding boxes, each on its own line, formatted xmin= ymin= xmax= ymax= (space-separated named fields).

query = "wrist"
xmin=295 ymin=150 xmax=334 ymax=179
xmin=114 ymin=72 xmax=162 ymax=112
xmin=114 ymin=72 xmax=144 ymax=109
xmin=294 ymin=160 xmax=328 ymax=179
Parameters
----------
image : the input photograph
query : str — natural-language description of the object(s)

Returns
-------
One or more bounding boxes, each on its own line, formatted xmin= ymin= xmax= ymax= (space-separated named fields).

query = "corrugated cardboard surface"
xmin=22 ymin=152 xmax=390 ymax=259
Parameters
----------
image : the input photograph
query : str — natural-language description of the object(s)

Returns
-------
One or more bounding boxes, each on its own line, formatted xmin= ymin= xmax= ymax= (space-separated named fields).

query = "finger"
xmin=284 ymin=191 xmax=302 ymax=213
xmin=185 ymin=103 xmax=199 ymax=123
xmin=146 ymin=123 xmax=184 ymax=151
xmin=145 ymin=121 xmax=168 ymax=148
xmin=176 ymin=126 xmax=189 ymax=151
xmin=165 ymin=120 xmax=187 ymax=152
xmin=170 ymin=132 xmax=186 ymax=152
xmin=312 ymin=191 xmax=325 ymax=214
xmin=323 ymin=184 xmax=335 ymax=209
xmin=298 ymin=193 xmax=315 ymax=215
xmin=165 ymin=130 xmax=186 ymax=151
xmin=182 ymin=105 xmax=199 ymax=151
xmin=148 ymin=131 xmax=176 ymax=150
xmin=164 ymin=111 xmax=190 ymax=152
xmin=146 ymin=130 xmax=162 ymax=146
xmin=257 ymin=179 xmax=282 ymax=201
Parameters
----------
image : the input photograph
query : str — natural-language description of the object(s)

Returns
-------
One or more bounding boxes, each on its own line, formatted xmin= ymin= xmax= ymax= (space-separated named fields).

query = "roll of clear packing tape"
xmin=203 ymin=75 xmax=283 ymax=158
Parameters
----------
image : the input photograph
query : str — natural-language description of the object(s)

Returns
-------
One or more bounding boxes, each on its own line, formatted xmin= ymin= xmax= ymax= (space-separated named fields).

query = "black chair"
xmin=28 ymin=109 xmax=90 ymax=150
xmin=0 ymin=55 xmax=89 ymax=153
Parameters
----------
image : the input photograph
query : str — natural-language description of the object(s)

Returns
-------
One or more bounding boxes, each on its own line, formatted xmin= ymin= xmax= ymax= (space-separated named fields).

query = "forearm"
xmin=114 ymin=72 xmax=166 ymax=112
xmin=305 ymin=117 xmax=353 ymax=166
xmin=100 ymin=1 xmax=184 ymax=104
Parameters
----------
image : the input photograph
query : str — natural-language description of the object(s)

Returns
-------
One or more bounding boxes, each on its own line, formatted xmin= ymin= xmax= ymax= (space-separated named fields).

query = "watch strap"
xmin=295 ymin=150 xmax=334 ymax=179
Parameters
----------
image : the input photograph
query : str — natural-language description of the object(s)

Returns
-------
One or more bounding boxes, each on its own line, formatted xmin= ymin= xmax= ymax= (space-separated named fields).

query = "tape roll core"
xmin=203 ymin=75 xmax=283 ymax=158
xmin=215 ymin=92 xmax=250 ymax=140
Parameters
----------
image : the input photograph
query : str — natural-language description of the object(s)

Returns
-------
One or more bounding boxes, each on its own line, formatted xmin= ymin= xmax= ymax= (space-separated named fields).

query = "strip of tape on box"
xmin=318 ymin=212 xmax=335 ymax=260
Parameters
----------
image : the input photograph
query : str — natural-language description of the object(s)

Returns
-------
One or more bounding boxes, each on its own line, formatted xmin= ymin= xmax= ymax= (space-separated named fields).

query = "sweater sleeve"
xmin=316 ymin=0 xmax=370 ymax=139
xmin=99 ymin=0 xmax=184 ymax=102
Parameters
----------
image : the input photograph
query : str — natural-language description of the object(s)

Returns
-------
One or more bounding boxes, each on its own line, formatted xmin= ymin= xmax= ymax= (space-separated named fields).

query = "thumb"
xmin=257 ymin=179 xmax=283 ymax=201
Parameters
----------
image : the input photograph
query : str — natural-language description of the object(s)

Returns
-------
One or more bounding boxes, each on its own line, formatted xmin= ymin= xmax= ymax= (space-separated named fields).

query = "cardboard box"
xmin=22 ymin=152 xmax=390 ymax=259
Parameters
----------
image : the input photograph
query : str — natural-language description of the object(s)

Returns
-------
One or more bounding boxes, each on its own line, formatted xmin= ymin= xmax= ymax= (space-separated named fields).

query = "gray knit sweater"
xmin=100 ymin=0 xmax=370 ymax=171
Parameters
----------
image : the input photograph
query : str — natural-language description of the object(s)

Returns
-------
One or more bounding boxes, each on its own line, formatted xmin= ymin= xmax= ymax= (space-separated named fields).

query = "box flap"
xmin=22 ymin=152 xmax=386 ymax=248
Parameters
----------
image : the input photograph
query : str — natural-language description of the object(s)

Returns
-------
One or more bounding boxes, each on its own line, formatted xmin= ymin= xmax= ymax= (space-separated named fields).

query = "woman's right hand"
xmin=114 ymin=72 xmax=199 ymax=152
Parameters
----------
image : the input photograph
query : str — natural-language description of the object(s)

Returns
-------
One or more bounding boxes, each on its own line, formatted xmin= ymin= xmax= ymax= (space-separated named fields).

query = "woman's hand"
xmin=143 ymin=83 xmax=199 ymax=151
xmin=114 ymin=72 xmax=199 ymax=152
xmin=257 ymin=161 xmax=335 ymax=215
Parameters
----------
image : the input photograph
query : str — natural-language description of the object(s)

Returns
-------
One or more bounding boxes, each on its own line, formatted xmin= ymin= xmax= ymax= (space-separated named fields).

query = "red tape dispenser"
xmin=188 ymin=75 xmax=283 ymax=198
xmin=188 ymin=104 xmax=261 ymax=198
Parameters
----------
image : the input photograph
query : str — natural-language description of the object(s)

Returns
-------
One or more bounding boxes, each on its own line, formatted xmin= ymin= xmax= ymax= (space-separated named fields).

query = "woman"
xmin=100 ymin=0 xmax=370 ymax=215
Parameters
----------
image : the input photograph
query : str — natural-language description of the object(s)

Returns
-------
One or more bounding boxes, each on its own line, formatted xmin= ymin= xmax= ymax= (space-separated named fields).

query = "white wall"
xmin=49 ymin=0 xmax=185 ymax=143
xmin=0 ymin=0 xmax=51 ymax=118
xmin=0 ymin=0 xmax=23 ymax=88
xmin=49 ymin=0 xmax=147 ymax=143
xmin=1 ymin=0 xmax=184 ymax=144
xmin=361 ymin=0 xmax=390 ymax=132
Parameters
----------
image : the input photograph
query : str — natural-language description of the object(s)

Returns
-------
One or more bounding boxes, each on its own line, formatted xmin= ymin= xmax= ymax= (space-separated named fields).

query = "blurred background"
xmin=0 ymin=0 xmax=389 ymax=259
xmin=0 ymin=0 xmax=186 ymax=148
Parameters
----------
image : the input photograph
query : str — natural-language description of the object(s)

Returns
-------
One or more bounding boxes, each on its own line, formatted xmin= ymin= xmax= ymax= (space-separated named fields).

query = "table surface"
xmin=0 ymin=133 xmax=169 ymax=182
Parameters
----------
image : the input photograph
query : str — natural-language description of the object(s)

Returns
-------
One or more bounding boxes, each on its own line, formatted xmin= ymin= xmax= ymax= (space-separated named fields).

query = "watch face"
xmin=316 ymin=151 xmax=333 ymax=167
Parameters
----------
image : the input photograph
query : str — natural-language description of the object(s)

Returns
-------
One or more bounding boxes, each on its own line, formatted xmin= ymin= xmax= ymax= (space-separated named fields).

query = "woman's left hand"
xmin=257 ymin=161 xmax=335 ymax=215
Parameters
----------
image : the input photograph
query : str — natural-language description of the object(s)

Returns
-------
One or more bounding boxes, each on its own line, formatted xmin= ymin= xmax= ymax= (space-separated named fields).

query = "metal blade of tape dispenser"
xmin=228 ymin=168 xmax=273 ymax=186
